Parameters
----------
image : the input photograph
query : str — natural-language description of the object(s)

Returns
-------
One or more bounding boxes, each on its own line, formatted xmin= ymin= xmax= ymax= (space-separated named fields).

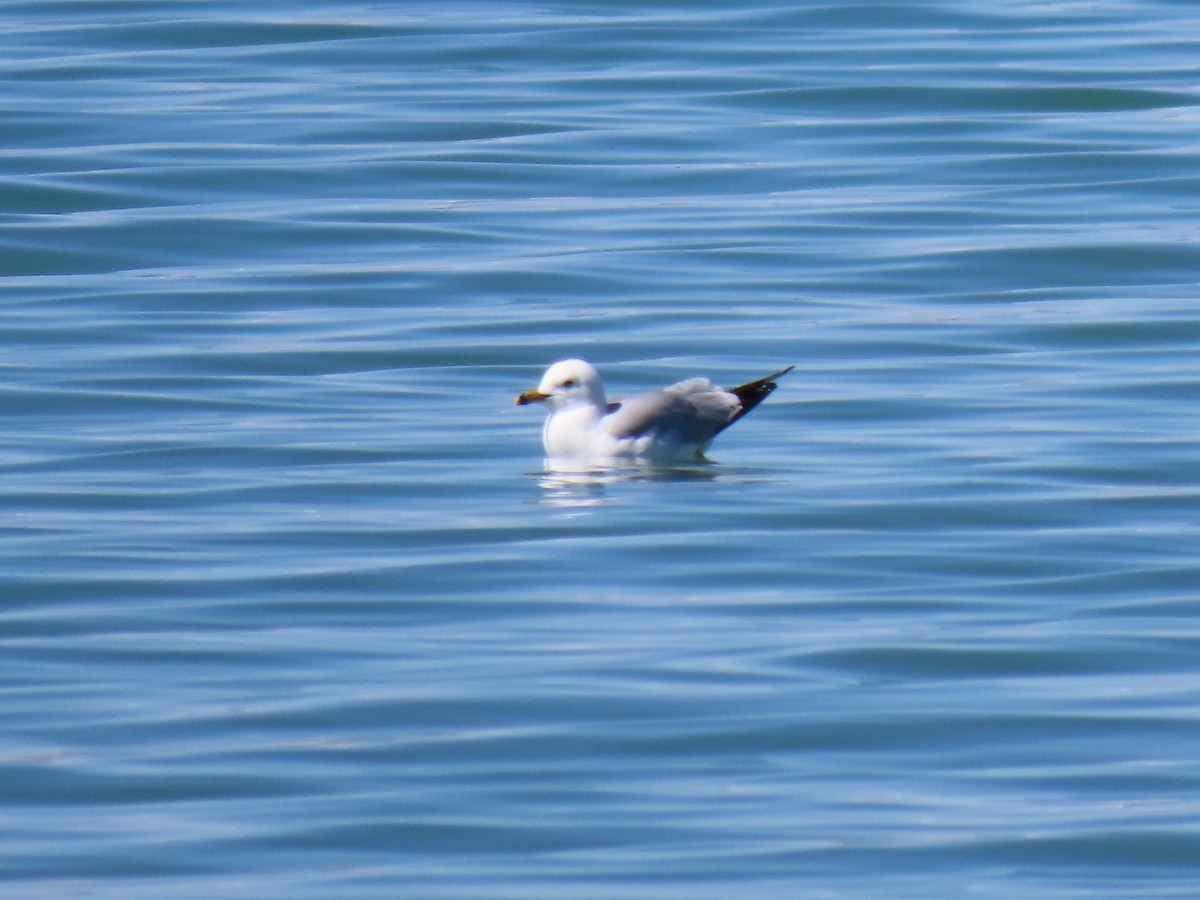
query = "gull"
xmin=516 ymin=359 xmax=793 ymax=461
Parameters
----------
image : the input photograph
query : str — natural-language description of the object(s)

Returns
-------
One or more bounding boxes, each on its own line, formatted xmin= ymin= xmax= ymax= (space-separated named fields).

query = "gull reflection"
xmin=530 ymin=458 xmax=718 ymax=510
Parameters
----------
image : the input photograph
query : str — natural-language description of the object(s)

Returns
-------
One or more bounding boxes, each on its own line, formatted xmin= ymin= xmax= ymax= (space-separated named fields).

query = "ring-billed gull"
xmin=516 ymin=359 xmax=793 ymax=461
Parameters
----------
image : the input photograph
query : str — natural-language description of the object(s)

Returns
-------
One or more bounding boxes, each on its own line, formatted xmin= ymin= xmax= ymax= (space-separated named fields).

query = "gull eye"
xmin=560 ymin=378 xmax=576 ymax=388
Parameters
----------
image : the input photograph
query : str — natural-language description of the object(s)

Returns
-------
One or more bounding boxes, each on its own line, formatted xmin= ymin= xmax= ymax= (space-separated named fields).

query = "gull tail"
xmin=722 ymin=365 xmax=794 ymax=430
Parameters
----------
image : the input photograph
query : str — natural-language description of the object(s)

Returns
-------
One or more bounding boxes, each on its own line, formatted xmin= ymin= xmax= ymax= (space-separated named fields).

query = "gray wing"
xmin=602 ymin=379 xmax=739 ymax=444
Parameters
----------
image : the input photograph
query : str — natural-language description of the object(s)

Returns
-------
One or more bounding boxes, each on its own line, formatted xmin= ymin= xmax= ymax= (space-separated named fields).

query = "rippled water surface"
xmin=3 ymin=2 xmax=1200 ymax=897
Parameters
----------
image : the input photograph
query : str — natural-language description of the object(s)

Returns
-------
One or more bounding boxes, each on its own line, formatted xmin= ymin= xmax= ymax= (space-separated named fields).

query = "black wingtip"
xmin=723 ymin=365 xmax=794 ymax=430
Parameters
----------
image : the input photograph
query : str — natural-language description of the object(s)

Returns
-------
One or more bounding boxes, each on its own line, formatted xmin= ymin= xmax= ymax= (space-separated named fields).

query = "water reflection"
xmin=531 ymin=458 xmax=718 ymax=509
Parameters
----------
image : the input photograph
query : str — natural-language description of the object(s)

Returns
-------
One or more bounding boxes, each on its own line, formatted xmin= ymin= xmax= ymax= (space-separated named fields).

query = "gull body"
xmin=516 ymin=359 xmax=793 ymax=462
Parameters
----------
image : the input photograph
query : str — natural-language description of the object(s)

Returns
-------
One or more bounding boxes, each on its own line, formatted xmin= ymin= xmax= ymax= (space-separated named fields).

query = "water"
xmin=2 ymin=1 xmax=1200 ymax=897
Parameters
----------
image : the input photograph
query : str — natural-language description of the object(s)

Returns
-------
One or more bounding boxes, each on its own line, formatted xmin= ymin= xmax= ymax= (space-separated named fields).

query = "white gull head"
xmin=517 ymin=358 xmax=607 ymax=413
xmin=516 ymin=359 xmax=610 ymax=457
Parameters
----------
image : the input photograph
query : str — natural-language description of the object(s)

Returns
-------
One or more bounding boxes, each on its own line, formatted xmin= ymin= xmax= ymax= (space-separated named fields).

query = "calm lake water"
xmin=3 ymin=1 xmax=1200 ymax=897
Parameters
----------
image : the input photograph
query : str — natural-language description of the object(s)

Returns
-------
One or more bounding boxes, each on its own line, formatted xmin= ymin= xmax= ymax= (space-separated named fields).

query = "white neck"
xmin=543 ymin=402 xmax=602 ymax=456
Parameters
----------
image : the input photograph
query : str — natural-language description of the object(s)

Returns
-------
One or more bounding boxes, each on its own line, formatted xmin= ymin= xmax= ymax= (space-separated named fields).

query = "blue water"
xmin=3 ymin=1 xmax=1200 ymax=897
